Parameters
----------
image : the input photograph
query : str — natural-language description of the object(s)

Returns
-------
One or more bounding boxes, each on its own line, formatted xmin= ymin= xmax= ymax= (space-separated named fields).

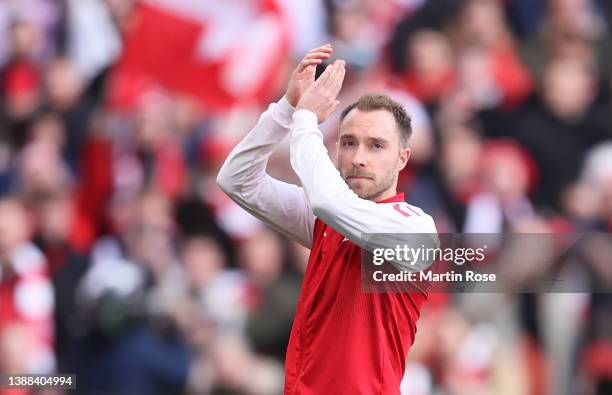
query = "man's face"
xmin=337 ymin=109 xmax=410 ymax=201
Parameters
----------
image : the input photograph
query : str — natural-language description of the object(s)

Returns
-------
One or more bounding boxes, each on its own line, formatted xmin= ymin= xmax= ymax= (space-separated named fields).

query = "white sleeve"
xmin=216 ymin=98 xmax=315 ymax=248
xmin=289 ymin=110 xmax=438 ymax=270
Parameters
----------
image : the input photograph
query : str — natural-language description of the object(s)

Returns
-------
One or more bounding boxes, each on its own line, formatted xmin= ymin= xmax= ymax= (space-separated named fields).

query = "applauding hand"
xmin=296 ymin=60 xmax=346 ymax=124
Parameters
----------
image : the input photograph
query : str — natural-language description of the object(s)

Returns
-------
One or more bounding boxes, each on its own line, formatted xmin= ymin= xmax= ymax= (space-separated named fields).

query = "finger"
xmin=319 ymin=60 xmax=343 ymax=92
xmin=307 ymin=47 xmax=333 ymax=55
xmin=296 ymin=58 xmax=323 ymax=73
xmin=329 ymin=75 xmax=345 ymax=100
xmin=304 ymin=64 xmax=316 ymax=78
xmin=316 ymin=63 xmax=335 ymax=86
xmin=308 ymin=44 xmax=332 ymax=54
xmin=322 ymin=60 xmax=343 ymax=85
xmin=319 ymin=71 xmax=343 ymax=104
xmin=304 ymin=51 xmax=332 ymax=60
xmin=300 ymin=58 xmax=323 ymax=67
xmin=296 ymin=46 xmax=332 ymax=73
xmin=330 ymin=62 xmax=346 ymax=96
xmin=330 ymin=61 xmax=345 ymax=88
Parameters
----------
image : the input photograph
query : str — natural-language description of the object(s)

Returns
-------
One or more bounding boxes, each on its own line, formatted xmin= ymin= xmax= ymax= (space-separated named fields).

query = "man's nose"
xmin=351 ymin=147 xmax=367 ymax=167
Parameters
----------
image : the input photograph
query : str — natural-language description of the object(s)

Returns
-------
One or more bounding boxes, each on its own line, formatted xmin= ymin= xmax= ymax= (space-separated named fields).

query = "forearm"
xmin=217 ymin=97 xmax=294 ymax=199
xmin=289 ymin=110 xmax=349 ymax=214
xmin=217 ymin=98 xmax=315 ymax=247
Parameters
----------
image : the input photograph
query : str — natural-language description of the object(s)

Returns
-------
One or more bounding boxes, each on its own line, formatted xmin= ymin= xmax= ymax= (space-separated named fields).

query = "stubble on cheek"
xmin=345 ymin=176 xmax=374 ymax=198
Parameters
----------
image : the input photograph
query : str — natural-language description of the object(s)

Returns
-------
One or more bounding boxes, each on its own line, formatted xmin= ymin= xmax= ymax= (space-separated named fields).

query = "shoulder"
xmin=385 ymin=201 xmax=427 ymax=216
xmin=381 ymin=201 xmax=431 ymax=219
xmin=381 ymin=201 xmax=437 ymax=232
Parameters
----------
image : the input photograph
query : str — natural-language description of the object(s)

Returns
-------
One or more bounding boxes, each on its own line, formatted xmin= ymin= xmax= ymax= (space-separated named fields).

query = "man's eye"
xmin=373 ymin=143 xmax=384 ymax=150
xmin=342 ymin=141 xmax=355 ymax=147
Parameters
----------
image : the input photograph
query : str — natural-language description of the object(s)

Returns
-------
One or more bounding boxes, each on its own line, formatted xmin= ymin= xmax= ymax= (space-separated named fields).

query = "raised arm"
xmin=216 ymin=45 xmax=333 ymax=248
xmin=216 ymin=97 xmax=315 ymax=247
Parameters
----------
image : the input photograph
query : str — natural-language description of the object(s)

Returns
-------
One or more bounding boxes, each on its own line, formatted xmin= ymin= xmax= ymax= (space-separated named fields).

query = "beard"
xmin=342 ymin=167 xmax=397 ymax=201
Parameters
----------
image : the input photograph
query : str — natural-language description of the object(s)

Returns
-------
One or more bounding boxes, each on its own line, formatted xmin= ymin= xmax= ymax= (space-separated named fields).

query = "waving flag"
xmin=108 ymin=0 xmax=290 ymax=113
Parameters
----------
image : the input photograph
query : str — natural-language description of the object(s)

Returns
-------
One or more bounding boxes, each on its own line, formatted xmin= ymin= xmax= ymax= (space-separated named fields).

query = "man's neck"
xmin=371 ymin=188 xmax=398 ymax=203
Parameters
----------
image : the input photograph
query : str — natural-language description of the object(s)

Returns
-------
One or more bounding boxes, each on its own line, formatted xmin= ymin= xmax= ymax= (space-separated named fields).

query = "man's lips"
xmin=347 ymin=176 xmax=372 ymax=180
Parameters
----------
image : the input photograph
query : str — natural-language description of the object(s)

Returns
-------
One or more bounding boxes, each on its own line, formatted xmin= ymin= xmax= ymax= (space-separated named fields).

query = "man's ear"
xmin=397 ymin=147 xmax=411 ymax=172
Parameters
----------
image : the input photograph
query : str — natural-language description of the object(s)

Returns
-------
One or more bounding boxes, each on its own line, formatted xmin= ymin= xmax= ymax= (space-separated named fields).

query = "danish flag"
xmin=108 ymin=0 xmax=290 ymax=113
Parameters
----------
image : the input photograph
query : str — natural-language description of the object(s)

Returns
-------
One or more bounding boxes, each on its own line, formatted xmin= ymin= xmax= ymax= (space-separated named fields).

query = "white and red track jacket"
xmin=217 ymin=97 xmax=438 ymax=394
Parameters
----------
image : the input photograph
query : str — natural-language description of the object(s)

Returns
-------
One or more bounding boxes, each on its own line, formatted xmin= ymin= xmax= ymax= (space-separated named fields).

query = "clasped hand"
xmin=286 ymin=44 xmax=346 ymax=124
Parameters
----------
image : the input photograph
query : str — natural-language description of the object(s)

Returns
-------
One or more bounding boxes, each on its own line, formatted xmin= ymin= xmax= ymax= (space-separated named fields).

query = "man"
xmin=0 ymin=199 xmax=55 ymax=378
xmin=217 ymin=44 xmax=437 ymax=394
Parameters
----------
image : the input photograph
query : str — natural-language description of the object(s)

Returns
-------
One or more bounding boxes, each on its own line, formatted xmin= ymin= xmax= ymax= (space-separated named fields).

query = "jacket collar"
xmin=377 ymin=192 xmax=405 ymax=203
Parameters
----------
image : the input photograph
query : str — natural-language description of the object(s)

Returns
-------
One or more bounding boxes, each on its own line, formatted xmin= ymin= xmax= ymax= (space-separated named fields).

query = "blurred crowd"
xmin=1 ymin=0 xmax=612 ymax=394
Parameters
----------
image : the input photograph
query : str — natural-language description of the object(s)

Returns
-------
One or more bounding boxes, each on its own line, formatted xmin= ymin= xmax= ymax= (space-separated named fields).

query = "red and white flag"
xmin=108 ymin=0 xmax=290 ymax=113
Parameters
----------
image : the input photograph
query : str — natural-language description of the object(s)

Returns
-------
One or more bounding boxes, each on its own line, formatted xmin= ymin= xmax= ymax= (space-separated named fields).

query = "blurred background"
xmin=1 ymin=0 xmax=612 ymax=394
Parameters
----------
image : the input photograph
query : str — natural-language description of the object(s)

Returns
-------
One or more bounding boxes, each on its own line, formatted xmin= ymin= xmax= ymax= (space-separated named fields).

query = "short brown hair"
xmin=339 ymin=93 xmax=412 ymax=147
